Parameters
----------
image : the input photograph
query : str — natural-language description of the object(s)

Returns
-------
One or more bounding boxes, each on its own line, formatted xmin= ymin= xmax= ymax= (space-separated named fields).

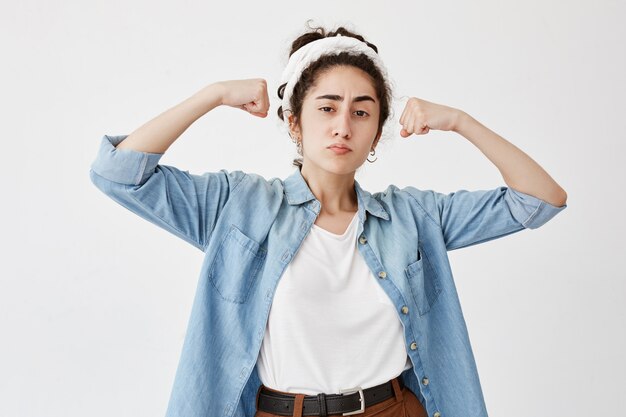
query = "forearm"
xmin=453 ymin=112 xmax=567 ymax=207
xmin=115 ymin=82 xmax=225 ymax=154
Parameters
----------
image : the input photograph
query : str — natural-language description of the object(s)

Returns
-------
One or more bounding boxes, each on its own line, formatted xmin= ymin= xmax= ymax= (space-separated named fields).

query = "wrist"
xmin=452 ymin=110 xmax=471 ymax=134
xmin=197 ymin=82 xmax=225 ymax=110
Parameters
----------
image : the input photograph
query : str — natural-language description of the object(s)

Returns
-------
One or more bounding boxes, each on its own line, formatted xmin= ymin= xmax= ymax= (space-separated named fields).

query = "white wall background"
xmin=1 ymin=1 xmax=623 ymax=416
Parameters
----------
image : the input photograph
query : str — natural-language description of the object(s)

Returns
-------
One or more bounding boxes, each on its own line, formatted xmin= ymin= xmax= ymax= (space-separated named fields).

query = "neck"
xmin=299 ymin=165 xmax=358 ymax=215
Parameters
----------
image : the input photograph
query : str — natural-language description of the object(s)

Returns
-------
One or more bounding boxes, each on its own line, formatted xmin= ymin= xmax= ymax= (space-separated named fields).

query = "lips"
xmin=328 ymin=143 xmax=352 ymax=150
xmin=328 ymin=144 xmax=352 ymax=155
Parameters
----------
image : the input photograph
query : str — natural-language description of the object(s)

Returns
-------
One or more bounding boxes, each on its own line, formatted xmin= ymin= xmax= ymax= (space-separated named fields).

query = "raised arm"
xmin=451 ymin=112 xmax=567 ymax=207
xmin=89 ymin=79 xmax=270 ymax=251
xmin=116 ymin=79 xmax=270 ymax=153
xmin=398 ymin=97 xmax=567 ymax=251
xmin=398 ymin=97 xmax=567 ymax=207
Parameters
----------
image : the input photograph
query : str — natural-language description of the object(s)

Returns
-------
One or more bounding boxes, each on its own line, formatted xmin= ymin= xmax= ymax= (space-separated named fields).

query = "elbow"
xmin=549 ymin=187 xmax=568 ymax=207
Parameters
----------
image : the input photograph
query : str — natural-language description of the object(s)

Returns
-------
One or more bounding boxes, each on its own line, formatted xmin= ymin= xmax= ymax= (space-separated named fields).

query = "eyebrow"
xmin=315 ymin=94 xmax=376 ymax=103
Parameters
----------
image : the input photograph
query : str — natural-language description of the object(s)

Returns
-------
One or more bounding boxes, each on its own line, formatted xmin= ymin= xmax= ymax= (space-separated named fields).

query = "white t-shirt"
xmin=257 ymin=212 xmax=412 ymax=395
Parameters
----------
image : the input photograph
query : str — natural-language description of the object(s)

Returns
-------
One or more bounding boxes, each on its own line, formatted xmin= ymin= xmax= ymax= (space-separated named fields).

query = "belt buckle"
xmin=338 ymin=386 xmax=365 ymax=415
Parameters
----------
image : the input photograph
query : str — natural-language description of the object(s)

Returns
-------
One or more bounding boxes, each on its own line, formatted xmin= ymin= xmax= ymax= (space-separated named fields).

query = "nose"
xmin=332 ymin=107 xmax=352 ymax=138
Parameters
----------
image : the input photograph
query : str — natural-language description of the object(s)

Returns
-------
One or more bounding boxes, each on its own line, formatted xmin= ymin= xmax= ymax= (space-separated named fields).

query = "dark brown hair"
xmin=277 ymin=22 xmax=393 ymax=169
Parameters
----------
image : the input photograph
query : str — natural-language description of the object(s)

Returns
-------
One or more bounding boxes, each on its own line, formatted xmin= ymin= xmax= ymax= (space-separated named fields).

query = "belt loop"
xmin=317 ymin=392 xmax=328 ymax=417
xmin=293 ymin=393 xmax=305 ymax=417
xmin=391 ymin=377 xmax=404 ymax=403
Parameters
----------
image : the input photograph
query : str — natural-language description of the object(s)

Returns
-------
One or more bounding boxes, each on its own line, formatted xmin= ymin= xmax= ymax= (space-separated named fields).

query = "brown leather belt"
xmin=256 ymin=377 xmax=405 ymax=416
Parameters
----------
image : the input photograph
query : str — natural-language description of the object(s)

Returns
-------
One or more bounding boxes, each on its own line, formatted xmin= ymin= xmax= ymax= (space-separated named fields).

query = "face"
xmin=290 ymin=65 xmax=381 ymax=176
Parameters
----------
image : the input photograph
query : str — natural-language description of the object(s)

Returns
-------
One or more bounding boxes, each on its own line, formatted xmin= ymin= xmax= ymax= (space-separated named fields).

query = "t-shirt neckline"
xmin=311 ymin=211 xmax=359 ymax=239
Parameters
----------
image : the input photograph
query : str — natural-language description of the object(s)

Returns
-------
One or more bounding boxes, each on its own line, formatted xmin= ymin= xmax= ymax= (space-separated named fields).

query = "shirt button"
xmin=422 ymin=377 xmax=429 ymax=386
xmin=433 ymin=412 xmax=441 ymax=417
xmin=378 ymin=271 xmax=387 ymax=279
xmin=410 ymin=342 xmax=417 ymax=350
xmin=401 ymin=306 xmax=409 ymax=314
xmin=359 ymin=235 xmax=367 ymax=244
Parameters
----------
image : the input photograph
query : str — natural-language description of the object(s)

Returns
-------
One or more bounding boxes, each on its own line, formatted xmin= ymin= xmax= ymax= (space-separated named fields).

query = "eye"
xmin=355 ymin=110 xmax=369 ymax=117
xmin=319 ymin=106 xmax=334 ymax=112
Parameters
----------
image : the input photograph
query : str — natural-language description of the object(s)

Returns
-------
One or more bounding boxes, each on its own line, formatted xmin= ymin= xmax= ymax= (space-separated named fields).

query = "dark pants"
xmin=254 ymin=376 xmax=428 ymax=417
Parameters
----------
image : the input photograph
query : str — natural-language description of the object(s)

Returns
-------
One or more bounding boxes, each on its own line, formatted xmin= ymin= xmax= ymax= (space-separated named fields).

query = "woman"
xmin=90 ymin=24 xmax=567 ymax=417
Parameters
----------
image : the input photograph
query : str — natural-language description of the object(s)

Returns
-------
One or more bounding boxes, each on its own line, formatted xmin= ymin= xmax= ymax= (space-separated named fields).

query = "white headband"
xmin=279 ymin=33 xmax=389 ymax=133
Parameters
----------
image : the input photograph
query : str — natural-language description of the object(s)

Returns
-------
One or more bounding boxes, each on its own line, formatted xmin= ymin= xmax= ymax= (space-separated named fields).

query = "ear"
xmin=288 ymin=114 xmax=301 ymax=138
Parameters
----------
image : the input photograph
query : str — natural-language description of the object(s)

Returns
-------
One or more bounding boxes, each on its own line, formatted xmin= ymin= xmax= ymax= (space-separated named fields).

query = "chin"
xmin=303 ymin=157 xmax=360 ymax=175
xmin=325 ymin=164 xmax=359 ymax=176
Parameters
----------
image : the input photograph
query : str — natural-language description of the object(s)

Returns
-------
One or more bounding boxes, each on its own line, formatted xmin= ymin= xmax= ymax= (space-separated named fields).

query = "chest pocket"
xmin=404 ymin=244 xmax=442 ymax=316
xmin=208 ymin=225 xmax=267 ymax=304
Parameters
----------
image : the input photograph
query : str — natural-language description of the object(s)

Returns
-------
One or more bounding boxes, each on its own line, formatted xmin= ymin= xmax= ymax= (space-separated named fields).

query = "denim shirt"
xmin=89 ymin=134 xmax=566 ymax=417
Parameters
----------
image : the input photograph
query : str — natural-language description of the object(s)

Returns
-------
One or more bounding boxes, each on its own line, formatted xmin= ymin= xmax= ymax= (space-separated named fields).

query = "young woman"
xmin=90 ymin=25 xmax=567 ymax=417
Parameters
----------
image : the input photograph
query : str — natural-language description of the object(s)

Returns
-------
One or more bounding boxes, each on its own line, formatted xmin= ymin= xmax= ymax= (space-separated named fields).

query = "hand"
xmin=217 ymin=78 xmax=270 ymax=118
xmin=399 ymin=97 xmax=463 ymax=137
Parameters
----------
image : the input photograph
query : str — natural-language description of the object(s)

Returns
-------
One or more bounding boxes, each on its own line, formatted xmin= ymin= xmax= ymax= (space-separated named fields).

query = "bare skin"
xmin=115 ymin=79 xmax=269 ymax=153
xmin=313 ymin=210 xmax=358 ymax=235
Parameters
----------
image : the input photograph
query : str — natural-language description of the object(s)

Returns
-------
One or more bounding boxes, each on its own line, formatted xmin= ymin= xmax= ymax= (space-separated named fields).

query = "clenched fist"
xmin=218 ymin=78 xmax=270 ymax=118
xmin=399 ymin=97 xmax=463 ymax=136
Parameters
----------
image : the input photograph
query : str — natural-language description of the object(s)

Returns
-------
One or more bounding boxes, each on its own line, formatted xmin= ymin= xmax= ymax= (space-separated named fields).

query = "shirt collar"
xmin=283 ymin=168 xmax=389 ymax=220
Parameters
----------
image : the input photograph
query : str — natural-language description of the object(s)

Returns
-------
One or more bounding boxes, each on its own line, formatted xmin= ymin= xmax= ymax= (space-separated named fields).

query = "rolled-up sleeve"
xmin=404 ymin=185 xmax=567 ymax=251
xmin=90 ymin=134 xmax=164 ymax=186
xmin=89 ymin=135 xmax=246 ymax=251
xmin=504 ymin=187 xmax=567 ymax=229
